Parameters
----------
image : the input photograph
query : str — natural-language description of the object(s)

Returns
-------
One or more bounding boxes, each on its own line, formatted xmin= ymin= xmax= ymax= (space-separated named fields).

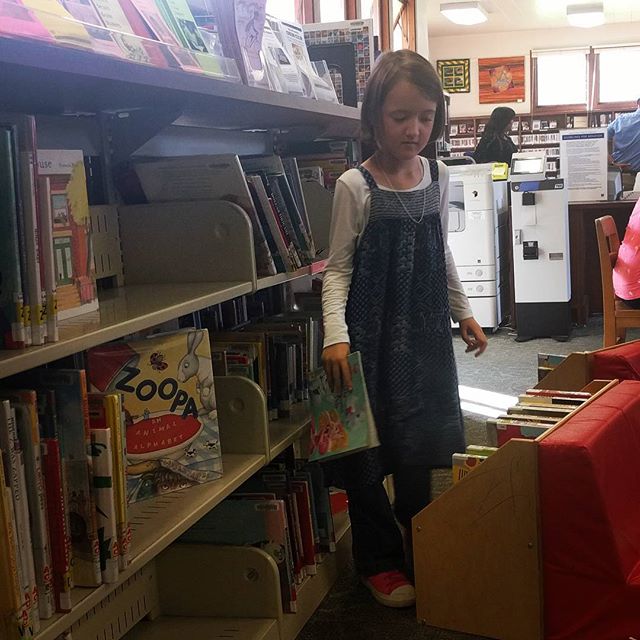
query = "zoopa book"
xmin=86 ymin=329 xmax=223 ymax=504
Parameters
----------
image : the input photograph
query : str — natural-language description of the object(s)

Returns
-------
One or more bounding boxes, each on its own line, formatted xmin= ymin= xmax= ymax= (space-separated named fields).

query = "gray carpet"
xmin=299 ymin=316 xmax=636 ymax=640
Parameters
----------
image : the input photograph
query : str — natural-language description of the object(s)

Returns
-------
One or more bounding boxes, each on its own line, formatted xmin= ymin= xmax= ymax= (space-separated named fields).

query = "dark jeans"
xmin=346 ymin=466 xmax=432 ymax=577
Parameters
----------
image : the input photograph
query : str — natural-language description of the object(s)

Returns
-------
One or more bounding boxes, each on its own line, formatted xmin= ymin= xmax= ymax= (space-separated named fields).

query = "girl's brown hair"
xmin=361 ymin=50 xmax=445 ymax=147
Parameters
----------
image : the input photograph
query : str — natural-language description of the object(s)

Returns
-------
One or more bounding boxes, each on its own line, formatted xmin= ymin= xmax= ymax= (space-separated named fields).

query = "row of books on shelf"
xmin=0 ymin=113 xmax=100 ymax=350
xmin=178 ymin=455 xmax=347 ymax=615
xmin=452 ymin=387 xmax=593 ymax=484
xmin=0 ymin=286 xmax=325 ymax=637
xmin=521 ymin=133 xmax=560 ymax=145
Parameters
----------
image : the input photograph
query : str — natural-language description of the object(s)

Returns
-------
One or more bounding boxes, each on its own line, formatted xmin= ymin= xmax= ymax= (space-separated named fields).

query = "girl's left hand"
xmin=458 ymin=317 xmax=488 ymax=357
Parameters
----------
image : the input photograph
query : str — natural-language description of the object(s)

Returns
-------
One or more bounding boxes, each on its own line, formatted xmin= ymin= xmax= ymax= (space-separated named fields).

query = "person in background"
xmin=613 ymin=198 xmax=640 ymax=307
xmin=472 ymin=106 xmax=517 ymax=165
xmin=321 ymin=50 xmax=487 ymax=609
xmin=608 ymin=98 xmax=640 ymax=191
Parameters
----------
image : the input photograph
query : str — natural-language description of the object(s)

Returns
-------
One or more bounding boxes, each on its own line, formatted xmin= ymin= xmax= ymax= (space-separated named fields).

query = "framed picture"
xmin=437 ymin=59 xmax=470 ymax=93
xmin=477 ymin=56 xmax=525 ymax=104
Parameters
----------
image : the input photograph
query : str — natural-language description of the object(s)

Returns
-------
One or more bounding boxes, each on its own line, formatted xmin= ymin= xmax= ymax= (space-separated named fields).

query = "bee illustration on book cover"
xmin=87 ymin=329 xmax=223 ymax=503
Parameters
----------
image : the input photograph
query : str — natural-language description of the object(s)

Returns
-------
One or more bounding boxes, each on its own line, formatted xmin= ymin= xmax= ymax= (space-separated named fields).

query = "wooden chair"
xmin=595 ymin=215 xmax=640 ymax=346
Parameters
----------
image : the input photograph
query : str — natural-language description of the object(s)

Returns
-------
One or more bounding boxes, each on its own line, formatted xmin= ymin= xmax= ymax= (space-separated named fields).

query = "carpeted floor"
xmin=299 ymin=316 xmax=638 ymax=640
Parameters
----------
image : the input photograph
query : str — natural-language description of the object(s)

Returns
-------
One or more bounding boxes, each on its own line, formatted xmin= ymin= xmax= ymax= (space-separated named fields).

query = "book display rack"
xmin=0 ymin=19 xmax=359 ymax=640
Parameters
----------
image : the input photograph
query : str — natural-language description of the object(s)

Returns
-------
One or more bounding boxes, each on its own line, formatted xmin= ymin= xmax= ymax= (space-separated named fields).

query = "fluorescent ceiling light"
xmin=567 ymin=2 xmax=605 ymax=28
xmin=440 ymin=1 xmax=488 ymax=26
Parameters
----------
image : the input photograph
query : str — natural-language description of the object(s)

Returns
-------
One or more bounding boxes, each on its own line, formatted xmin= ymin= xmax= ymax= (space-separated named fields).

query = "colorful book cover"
xmin=61 ymin=0 xmax=126 ymax=58
xmin=19 ymin=0 xmax=93 ymax=47
xmin=89 ymin=429 xmax=119 ymax=583
xmin=87 ymin=329 xmax=223 ymax=504
xmin=0 ymin=0 xmax=53 ymax=40
xmin=0 ymin=128 xmax=26 ymax=349
xmin=37 ymin=149 xmax=99 ymax=322
xmin=308 ymin=351 xmax=379 ymax=462
xmin=90 ymin=0 xmax=161 ymax=67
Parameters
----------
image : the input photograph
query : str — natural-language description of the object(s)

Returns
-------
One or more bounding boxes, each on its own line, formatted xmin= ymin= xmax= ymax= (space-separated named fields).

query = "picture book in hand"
xmin=308 ymin=351 xmax=379 ymax=462
xmin=87 ymin=329 xmax=223 ymax=503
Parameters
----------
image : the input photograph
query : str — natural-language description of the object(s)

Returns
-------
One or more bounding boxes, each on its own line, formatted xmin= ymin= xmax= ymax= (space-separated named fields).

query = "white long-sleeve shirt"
xmin=322 ymin=158 xmax=473 ymax=348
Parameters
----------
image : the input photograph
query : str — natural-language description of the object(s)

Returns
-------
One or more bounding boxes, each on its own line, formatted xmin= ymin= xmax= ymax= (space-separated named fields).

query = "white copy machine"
xmin=447 ymin=163 xmax=509 ymax=331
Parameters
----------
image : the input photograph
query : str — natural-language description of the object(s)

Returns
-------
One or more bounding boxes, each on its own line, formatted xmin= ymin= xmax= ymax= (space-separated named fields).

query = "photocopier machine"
xmin=447 ymin=162 xmax=509 ymax=332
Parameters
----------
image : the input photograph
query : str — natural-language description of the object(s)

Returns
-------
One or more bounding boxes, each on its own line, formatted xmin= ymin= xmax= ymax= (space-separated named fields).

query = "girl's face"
xmin=376 ymin=79 xmax=437 ymax=161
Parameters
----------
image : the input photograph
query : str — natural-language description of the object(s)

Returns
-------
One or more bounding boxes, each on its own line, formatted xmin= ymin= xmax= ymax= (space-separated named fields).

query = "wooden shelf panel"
xmin=0 ymin=281 xmax=252 ymax=380
xmin=124 ymin=617 xmax=280 ymax=640
xmin=34 ymin=453 xmax=265 ymax=640
xmin=0 ymin=37 xmax=360 ymax=138
xmin=269 ymin=408 xmax=311 ymax=460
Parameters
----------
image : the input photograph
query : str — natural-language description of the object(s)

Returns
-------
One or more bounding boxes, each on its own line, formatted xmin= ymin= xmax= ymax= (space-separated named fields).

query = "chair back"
xmin=595 ymin=215 xmax=620 ymax=317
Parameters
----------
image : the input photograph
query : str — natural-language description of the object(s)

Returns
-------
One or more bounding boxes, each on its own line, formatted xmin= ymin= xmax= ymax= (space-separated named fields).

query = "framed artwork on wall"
xmin=437 ymin=59 xmax=470 ymax=93
xmin=478 ymin=56 xmax=525 ymax=104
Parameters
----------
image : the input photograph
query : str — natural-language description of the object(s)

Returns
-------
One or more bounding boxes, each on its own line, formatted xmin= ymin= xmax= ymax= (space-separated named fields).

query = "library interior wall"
xmin=428 ymin=21 xmax=640 ymax=118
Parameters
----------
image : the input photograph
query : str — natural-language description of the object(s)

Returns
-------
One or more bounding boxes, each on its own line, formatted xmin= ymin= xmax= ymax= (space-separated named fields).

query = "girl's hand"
xmin=458 ymin=317 xmax=488 ymax=357
xmin=321 ymin=342 xmax=352 ymax=393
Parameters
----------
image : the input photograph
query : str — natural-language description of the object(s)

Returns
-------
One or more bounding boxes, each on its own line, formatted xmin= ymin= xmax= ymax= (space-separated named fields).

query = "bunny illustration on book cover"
xmin=87 ymin=329 xmax=223 ymax=503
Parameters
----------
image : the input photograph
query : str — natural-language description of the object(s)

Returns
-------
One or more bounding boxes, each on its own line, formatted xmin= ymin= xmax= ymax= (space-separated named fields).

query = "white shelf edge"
xmin=0 ymin=281 xmax=252 ymax=380
xmin=122 ymin=616 xmax=279 ymax=640
xmin=256 ymin=260 xmax=327 ymax=292
xmin=35 ymin=452 xmax=265 ymax=640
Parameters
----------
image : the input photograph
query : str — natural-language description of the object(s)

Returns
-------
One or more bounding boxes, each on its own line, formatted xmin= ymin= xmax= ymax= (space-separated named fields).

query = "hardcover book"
xmin=37 ymin=149 xmax=99 ymax=321
xmin=87 ymin=329 xmax=223 ymax=503
xmin=308 ymin=351 xmax=379 ymax=462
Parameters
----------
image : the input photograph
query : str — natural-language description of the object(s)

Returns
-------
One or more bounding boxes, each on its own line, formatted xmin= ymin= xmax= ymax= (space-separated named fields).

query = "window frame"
xmin=532 ymin=45 xmax=638 ymax=115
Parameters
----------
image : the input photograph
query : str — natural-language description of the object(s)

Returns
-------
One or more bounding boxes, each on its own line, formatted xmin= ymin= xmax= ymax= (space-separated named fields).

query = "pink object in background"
xmin=613 ymin=198 xmax=640 ymax=301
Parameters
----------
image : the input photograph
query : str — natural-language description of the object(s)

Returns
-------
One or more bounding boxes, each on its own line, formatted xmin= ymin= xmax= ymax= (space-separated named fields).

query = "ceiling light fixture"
xmin=440 ymin=1 xmax=488 ymax=26
xmin=566 ymin=2 xmax=605 ymax=28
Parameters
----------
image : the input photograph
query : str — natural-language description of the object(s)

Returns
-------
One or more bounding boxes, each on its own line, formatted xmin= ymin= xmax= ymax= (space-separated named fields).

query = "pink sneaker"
xmin=363 ymin=570 xmax=416 ymax=608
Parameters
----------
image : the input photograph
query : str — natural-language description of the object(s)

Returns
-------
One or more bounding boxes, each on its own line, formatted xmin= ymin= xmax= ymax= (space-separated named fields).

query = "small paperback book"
xmin=308 ymin=351 xmax=378 ymax=462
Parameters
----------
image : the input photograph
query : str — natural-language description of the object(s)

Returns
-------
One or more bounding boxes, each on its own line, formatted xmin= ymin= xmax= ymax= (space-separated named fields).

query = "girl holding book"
xmin=321 ymin=50 xmax=487 ymax=608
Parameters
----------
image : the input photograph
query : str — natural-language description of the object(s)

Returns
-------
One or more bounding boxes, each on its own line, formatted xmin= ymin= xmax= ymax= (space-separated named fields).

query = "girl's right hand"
xmin=321 ymin=342 xmax=352 ymax=394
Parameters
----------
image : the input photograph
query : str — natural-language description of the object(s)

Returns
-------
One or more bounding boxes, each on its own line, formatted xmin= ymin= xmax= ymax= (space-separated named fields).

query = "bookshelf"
xmin=0 ymin=30 xmax=356 ymax=640
xmin=446 ymin=108 xmax=633 ymax=163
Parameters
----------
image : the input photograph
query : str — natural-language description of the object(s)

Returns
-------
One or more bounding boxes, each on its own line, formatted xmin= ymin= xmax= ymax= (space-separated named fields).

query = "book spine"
xmin=0 ymin=128 xmax=26 ymax=349
xmin=37 ymin=176 xmax=59 ymax=343
xmin=89 ymin=429 xmax=119 ymax=583
xmin=14 ymin=402 xmax=55 ymax=620
xmin=41 ymin=439 xmax=73 ymax=613
xmin=19 ymin=151 xmax=47 ymax=346
xmin=0 ymin=451 xmax=23 ymax=640
xmin=267 ymin=175 xmax=305 ymax=267
xmin=114 ymin=395 xmax=131 ymax=569
xmin=5 ymin=406 xmax=39 ymax=635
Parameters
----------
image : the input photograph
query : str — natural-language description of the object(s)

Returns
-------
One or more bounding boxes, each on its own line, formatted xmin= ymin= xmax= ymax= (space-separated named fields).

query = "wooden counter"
xmin=570 ymin=199 xmax=637 ymax=325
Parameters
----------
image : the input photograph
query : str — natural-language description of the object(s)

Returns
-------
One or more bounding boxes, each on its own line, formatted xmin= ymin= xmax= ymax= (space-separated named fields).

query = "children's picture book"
xmin=37 ymin=149 xmax=99 ymax=321
xmin=87 ymin=329 xmax=223 ymax=503
xmin=308 ymin=351 xmax=379 ymax=462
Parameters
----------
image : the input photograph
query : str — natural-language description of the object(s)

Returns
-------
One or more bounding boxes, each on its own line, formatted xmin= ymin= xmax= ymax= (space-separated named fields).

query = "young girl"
xmin=321 ymin=50 xmax=488 ymax=608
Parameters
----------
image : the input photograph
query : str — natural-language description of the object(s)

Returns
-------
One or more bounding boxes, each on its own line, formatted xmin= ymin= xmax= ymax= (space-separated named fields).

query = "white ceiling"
xmin=426 ymin=0 xmax=640 ymax=38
